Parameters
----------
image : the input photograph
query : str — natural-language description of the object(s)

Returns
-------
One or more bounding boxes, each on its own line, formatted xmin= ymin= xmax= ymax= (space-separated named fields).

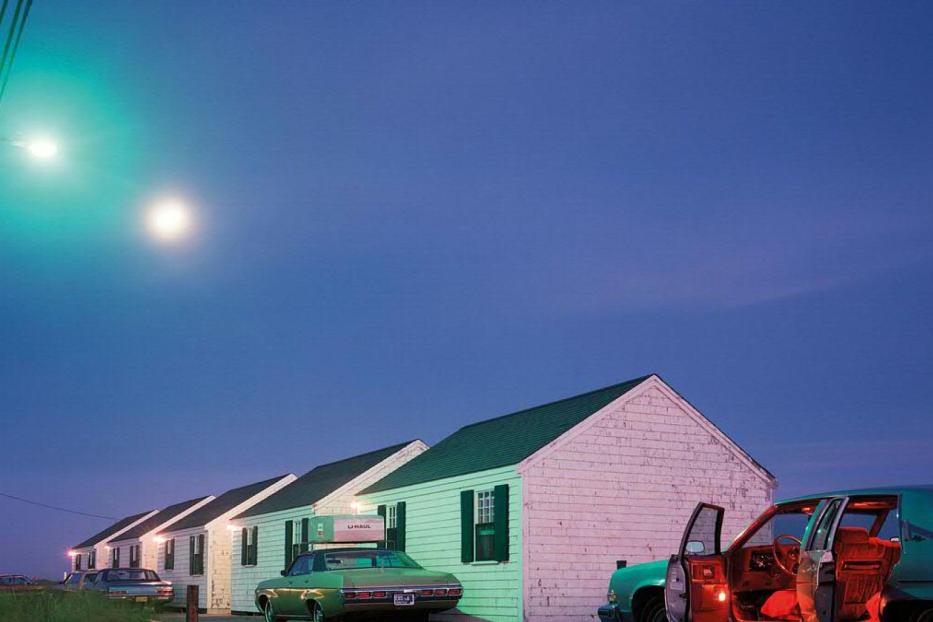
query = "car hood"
xmin=340 ymin=569 xmax=459 ymax=588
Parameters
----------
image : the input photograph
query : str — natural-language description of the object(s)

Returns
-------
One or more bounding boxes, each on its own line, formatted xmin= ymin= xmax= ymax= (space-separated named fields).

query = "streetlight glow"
xmin=26 ymin=137 xmax=59 ymax=161
xmin=146 ymin=199 xmax=193 ymax=243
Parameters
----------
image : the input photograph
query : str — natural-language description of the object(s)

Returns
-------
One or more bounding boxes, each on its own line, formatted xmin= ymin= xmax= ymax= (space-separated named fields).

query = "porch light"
xmin=154 ymin=536 xmax=166 ymax=544
xmin=67 ymin=550 xmax=77 ymax=557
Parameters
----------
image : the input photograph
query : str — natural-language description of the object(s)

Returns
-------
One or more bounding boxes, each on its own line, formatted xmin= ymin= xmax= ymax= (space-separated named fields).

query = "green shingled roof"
xmin=73 ymin=510 xmax=156 ymax=549
xmin=235 ymin=441 xmax=417 ymax=519
xmin=111 ymin=497 xmax=211 ymax=543
xmin=360 ymin=375 xmax=652 ymax=494
xmin=161 ymin=474 xmax=292 ymax=533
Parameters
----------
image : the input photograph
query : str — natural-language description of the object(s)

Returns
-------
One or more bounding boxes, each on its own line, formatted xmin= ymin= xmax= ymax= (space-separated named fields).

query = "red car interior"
xmin=726 ymin=498 xmax=900 ymax=622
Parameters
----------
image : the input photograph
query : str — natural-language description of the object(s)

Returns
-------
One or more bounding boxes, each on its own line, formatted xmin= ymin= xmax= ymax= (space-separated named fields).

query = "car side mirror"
xmin=685 ymin=540 xmax=706 ymax=555
xmin=280 ymin=570 xmax=287 ymax=577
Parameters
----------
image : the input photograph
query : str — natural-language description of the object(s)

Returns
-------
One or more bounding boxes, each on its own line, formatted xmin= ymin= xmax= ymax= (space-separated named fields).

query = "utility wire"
xmin=0 ymin=492 xmax=117 ymax=520
xmin=0 ymin=0 xmax=32 ymax=108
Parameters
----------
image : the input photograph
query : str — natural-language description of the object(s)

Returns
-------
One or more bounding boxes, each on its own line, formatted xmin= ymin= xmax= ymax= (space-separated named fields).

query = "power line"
xmin=0 ymin=492 xmax=117 ymax=520
xmin=0 ymin=0 xmax=32 ymax=108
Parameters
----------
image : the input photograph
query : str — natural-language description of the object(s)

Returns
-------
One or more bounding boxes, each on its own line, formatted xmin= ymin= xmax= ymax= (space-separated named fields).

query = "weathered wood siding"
xmin=520 ymin=379 xmax=775 ymax=622
xmin=358 ymin=466 xmax=524 ymax=622
xmin=157 ymin=527 xmax=208 ymax=609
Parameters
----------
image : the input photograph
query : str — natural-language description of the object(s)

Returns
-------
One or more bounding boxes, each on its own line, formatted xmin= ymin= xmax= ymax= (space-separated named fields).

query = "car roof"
xmin=778 ymin=484 xmax=933 ymax=504
xmin=298 ymin=548 xmax=390 ymax=556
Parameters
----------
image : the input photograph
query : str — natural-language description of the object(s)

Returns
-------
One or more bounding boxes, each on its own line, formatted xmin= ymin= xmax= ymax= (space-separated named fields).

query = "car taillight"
xmin=448 ymin=587 xmax=463 ymax=598
xmin=343 ymin=591 xmax=357 ymax=600
xmin=419 ymin=589 xmax=435 ymax=597
xmin=356 ymin=591 xmax=372 ymax=600
xmin=372 ymin=591 xmax=387 ymax=599
xmin=433 ymin=588 xmax=448 ymax=597
xmin=158 ymin=588 xmax=173 ymax=594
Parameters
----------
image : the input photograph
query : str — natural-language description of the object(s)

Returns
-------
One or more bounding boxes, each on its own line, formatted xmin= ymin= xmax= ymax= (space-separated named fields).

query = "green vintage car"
xmin=599 ymin=486 xmax=933 ymax=622
xmin=255 ymin=548 xmax=463 ymax=622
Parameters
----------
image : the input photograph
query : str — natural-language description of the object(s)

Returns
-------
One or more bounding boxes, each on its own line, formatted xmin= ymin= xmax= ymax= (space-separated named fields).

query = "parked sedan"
xmin=255 ymin=548 xmax=463 ymax=621
xmin=61 ymin=571 xmax=98 ymax=592
xmin=0 ymin=575 xmax=44 ymax=592
xmin=86 ymin=568 xmax=174 ymax=605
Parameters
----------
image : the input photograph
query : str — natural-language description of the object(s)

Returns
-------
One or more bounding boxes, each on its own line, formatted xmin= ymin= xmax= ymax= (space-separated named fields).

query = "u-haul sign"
xmin=333 ymin=516 xmax=385 ymax=542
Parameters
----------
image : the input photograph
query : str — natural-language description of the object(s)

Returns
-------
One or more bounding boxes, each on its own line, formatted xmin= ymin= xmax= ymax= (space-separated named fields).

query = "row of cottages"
xmin=355 ymin=374 xmax=777 ymax=622
xmin=107 ymin=496 xmax=215 ymax=572
xmin=153 ymin=474 xmax=296 ymax=612
xmin=227 ymin=440 xmax=428 ymax=613
xmin=71 ymin=509 xmax=158 ymax=572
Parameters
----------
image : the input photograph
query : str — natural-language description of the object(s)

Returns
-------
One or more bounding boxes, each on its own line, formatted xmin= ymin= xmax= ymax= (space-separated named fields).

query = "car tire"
xmin=262 ymin=599 xmax=286 ymax=622
xmin=640 ymin=597 xmax=667 ymax=622
xmin=308 ymin=601 xmax=326 ymax=622
xmin=912 ymin=607 xmax=933 ymax=622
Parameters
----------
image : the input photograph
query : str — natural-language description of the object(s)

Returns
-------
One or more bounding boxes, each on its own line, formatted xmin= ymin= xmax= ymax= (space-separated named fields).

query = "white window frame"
xmin=476 ymin=490 xmax=495 ymax=525
xmin=387 ymin=505 xmax=398 ymax=529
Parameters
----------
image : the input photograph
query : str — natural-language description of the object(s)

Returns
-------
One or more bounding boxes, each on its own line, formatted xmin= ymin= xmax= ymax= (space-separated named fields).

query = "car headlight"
xmin=607 ymin=589 xmax=618 ymax=604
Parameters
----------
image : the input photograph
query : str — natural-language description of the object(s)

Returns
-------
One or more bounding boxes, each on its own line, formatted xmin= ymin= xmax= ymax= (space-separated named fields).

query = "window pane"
xmin=475 ymin=523 xmax=495 ymax=561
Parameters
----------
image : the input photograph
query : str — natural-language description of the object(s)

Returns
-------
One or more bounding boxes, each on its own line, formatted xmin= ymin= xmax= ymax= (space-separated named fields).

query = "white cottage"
xmin=107 ymin=496 xmax=214 ymax=571
xmin=70 ymin=509 xmax=158 ymax=573
xmin=228 ymin=440 xmax=428 ymax=614
xmin=154 ymin=474 xmax=296 ymax=613
xmin=357 ymin=374 xmax=777 ymax=622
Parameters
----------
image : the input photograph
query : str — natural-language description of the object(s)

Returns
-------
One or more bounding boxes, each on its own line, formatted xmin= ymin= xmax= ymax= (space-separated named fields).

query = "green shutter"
xmin=300 ymin=518 xmax=309 ymax=553
xmin=250 ymin=526 xmax=259 ymax=565
xmin=189 ymin=536 xmax=195 ymax=575
xmin=198 ymin=535 xmax=205 ymax=574
xmin=377 ymin=505 xmax=387 ymax=548
xmin=460 ymin=490 xmax=474 ymax=563
xmin=493 ymin=484 xmax=509 ymax=561
xmin=166 ymin=538 xmax=174 ymax=570
xmin=396 ymin=502 xmax=407 ymax=552
xmin=284 ymin=520 xmax=294 ymax=568
xmin=241 ymin=528 xmax=248 ymax=566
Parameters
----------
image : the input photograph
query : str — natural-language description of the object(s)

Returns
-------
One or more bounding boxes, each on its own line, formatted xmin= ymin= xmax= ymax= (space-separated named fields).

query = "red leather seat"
xmin=834 ymin=527 xmax=896 ymax=621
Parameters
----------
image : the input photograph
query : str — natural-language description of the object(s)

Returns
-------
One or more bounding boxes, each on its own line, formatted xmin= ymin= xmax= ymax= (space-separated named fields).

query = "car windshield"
xmin=321 ymin=550 xmax=422 ymax=570
xmin=104 ymin=569 xmax=160 ymax=582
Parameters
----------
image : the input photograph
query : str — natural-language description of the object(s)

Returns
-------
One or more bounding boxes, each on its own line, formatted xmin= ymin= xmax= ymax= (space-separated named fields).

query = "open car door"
xmin=665 ymin=503 xmax=729 ymax=622
xmin=797 ymin=497 xmax=847 ymax=622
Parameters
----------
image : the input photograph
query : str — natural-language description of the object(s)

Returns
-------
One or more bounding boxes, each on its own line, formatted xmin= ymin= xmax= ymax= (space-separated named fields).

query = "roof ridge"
xmin=305 ymin=440 xmax=419 ymax=472
xmin=455 ymin=375 xmax=652 ymax=432
xmin=220 ymin=473 xmax=292 ymax=494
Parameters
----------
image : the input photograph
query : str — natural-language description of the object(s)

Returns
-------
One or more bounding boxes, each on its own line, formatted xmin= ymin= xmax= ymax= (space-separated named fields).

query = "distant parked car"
xmin=0 ymin=574 xmax=44 ymax=592
xmin=85 ymin=568 xmax=173 ymax=605
xmin=61 ymin=570 xmax=98 ymax=592
xmin=598 ymin=485 xmax=933 ymax=622
xmin=255 ymin=548 xmax=463 ymax=622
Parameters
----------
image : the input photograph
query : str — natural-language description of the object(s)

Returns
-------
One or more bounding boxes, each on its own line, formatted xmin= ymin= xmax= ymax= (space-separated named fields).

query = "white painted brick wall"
xmin=522 ymin=383 xmax=774 ymax=622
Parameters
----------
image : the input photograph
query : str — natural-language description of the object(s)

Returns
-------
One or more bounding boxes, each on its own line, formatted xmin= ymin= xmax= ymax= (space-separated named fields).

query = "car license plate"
xmin=394 ymin=593 xmax=415 ymax=607
xmin=134 ymin=596 xmax=148 ymax=603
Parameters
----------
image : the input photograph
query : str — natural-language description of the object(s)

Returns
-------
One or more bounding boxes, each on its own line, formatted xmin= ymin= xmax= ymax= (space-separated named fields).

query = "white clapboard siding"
xmin=358 ymin=466 xmax=524 ymax=622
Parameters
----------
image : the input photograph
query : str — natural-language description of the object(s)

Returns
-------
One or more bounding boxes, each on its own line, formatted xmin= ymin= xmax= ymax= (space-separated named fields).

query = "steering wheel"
xmin=772 ymin=534 xmax=802 ymax=576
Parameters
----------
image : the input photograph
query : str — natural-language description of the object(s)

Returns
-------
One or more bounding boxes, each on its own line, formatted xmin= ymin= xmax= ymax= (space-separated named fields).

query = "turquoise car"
xmin=599 ymin=486 xmax=933 ymax=622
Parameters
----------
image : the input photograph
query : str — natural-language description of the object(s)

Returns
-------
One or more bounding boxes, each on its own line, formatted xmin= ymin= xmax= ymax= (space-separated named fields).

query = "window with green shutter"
xmin=189 ymin=534 xmax=205 ymax=576
xmin=299 ymin=518 xmax=310 ymax=553
xmin=461 ymin=485 xmax=509 ymax=563
xmin=88 ymin=550 xmax=96 ymax=570
xmin=249 ymin=526 xmax=258 ymax=565
xmin=129 ymin=544 xmax=140 ymax=568
xmin=75 ymin=554 xmax=82 ymax=571
xmin=164 ymin=538 xmax=175 ymax=570
xmin=396 ymin=502 xmax=407 ymax=551
xmin=284 ymin=520 xmax=294 ymax=569
xmin=241 ymin=526 xmax=258 ymax=566
xmin=111 ymin=547 xmax=120 ymax=568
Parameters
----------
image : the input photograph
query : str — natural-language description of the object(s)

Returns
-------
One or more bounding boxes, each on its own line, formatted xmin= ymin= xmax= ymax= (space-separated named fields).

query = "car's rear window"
xmin=320 ymin=550 xmax=422 ymax=570
xmin=103 ymin=570 xmax=159 ymax=582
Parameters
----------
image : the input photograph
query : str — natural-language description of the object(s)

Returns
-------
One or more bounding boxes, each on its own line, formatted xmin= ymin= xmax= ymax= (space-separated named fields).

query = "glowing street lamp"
xmin=146 ymin=198 xmax=193 ymax=243
xmin=25 ymin=136 xmax=59 ymax=161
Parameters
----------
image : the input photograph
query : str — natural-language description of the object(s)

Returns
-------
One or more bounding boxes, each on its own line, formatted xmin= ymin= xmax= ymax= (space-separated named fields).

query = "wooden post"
xmin=186 ymin=585 xmax=199 ymax=622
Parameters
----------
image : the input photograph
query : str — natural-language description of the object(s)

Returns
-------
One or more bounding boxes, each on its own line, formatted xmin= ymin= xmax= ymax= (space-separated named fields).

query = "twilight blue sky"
xmin=2 ymin=1 xmax=932 ymax=578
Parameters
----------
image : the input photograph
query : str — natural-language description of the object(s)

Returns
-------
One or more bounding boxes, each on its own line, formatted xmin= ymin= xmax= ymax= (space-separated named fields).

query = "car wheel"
xmin=913 ymin=608 xmax=933 ymax=622
xmin=640 ymin=597 xmax=667 ymax=622
xmin=262 ymin=599 xmax=285 ymax=622
xmin=308 ymin=601 xmax=326 ymax=622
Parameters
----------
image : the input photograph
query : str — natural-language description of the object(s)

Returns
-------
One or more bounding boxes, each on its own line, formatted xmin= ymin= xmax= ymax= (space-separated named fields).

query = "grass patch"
xmin=0 ymin=590 xmax=156 ymax=622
